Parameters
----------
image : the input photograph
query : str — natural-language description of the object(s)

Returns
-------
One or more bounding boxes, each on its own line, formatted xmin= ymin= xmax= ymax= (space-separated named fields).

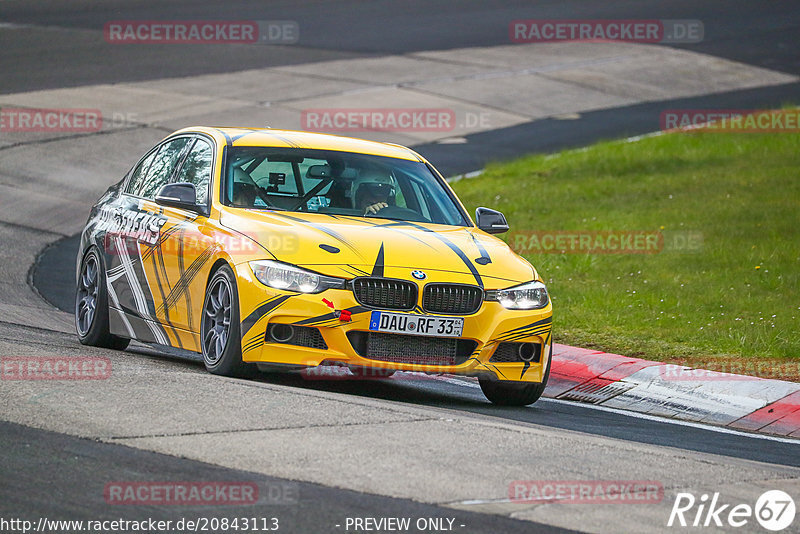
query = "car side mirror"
xmin=475 ymin=207 xmax=509 ymax=234
xmin=155 ymin=183 xmax=199 ymax=211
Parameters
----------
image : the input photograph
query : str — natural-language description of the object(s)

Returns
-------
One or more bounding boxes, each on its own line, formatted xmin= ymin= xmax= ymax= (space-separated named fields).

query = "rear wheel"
xmin=75 ymin=247 xmax=130 ymax=350
xmin=479 ymin=348 xmax=552 ymax=406
xmin=201 ymin=265 xmax=253 ymax=377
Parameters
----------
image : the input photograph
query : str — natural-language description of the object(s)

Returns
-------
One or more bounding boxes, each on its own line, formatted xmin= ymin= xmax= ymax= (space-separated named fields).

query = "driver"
xmin=351 ymin=168 xmax=397 ymax=215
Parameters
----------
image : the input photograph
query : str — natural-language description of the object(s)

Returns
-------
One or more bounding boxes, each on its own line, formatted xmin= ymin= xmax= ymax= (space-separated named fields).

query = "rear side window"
xmin=125 ymin=149 xmax=157 ymax=196
xmin=139 ymin=137 xmax=192 ymax=200
xmin=174 ymin=138 xmax=213 ymax=205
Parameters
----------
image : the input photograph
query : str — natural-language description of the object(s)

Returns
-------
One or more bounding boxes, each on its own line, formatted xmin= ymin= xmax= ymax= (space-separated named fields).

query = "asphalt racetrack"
xmin=2 ymin=2 xmax=799 ymax=533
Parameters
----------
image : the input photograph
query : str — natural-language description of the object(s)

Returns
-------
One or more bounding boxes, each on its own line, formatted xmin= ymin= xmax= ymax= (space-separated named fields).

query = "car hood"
xmin=219 ymin=210 xmax=536 ymax=287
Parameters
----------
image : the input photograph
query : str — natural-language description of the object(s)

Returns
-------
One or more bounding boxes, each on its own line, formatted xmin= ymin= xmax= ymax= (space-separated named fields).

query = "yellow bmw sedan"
xmin=76 ymin=127 xmax=553 ymax=405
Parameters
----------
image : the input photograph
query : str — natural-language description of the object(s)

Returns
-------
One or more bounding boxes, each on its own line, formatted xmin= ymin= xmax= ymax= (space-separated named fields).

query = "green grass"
xmin=451 ymin=121 xmax=800 ymax=370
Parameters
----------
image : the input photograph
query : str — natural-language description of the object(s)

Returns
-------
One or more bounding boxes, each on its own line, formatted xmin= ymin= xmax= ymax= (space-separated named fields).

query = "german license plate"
xmin=368 ymin=311 xmax=463 ymax=337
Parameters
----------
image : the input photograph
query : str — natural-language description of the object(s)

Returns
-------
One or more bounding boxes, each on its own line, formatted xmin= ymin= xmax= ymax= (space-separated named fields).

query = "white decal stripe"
xmin=107 ymin=263 xmax=125 ymax=278
xmin=115 ymin=236 xmax=169 ymax=345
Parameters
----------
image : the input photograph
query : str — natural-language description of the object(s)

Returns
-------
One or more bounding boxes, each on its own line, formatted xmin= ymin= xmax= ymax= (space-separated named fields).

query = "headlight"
xmin=250 ymin=260 xmax=345 ymax=293
xmin=485 ymin=281 xmax=548 ymax=310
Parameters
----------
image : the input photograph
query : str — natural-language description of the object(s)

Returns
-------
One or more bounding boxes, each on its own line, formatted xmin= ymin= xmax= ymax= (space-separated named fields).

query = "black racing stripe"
xmin=466 ymin=357 xmax=508 ymax=379
xmin=241 ymin=336 xmax=266 ymax=353
xmin=434 ymin=235 xmax=483 ymax=287
xmin=495 ymin=330 xmax=551 ymax=343
xmin=347 ymin=265 xmax=370 ymax=276
xmin=240 ymin=295 xmax=291 ymax=336
xmin=470 ymin=233 xmax=492 ymax=264
xmin=294 ymin=314 xmax=338 ymax=326
xmin=520 ymin=331 xmax=552 ymax=379
xmin=242 ymin=335 xmax=266 ymax=354
xmin=264 ymin=132 xmax=303 ymax=148
xmin=363 ymin=220 xmax=438 ymax=249
xmin=231 ymin=130 xmax=262 ymax=143
xmin=487 ymin=362 xmax=507 ymax=379
xmin=294 ymin=305 xmax=371 ymax=326
xmin=497 ymin=322 xmax=552 ymax=336
xmin=242 ymin=326 xmax=267 ymax=347
xmin=156 ymin=246 xmax=215 ymax=316
xmin=544 ymin=331 xmax=552 ymax=357
xmin=371 ymin=220 xmax=484 ymax=287
xmin=340 ymin=266 xmax=365 ymax=278
xmin=151 ymin=244 xmax=183 ymax=349
xmin=158 ymin=246 xmax=214 ymax=314
xmin=379 ymin=227 xmax=438 ymax=249
xmin=493 ymin=325 xmax=552 ymax=343
xmin=371 ymin=243 xmax=385 ymax=277
xmin=303 ymin=318 xmax=341 ymax=329
xmin=123 ymin=236 xmax=165 ymax=323
xmin=268 ymin=212 xmax=366 ymax=262
xmin=495 ymin=317 xmax=552 ymax=337
xmin=177 ymin=228 xmax=193 ymax=328
xmin=243 ymin=340 xmax=264 ymax=355
xmin=141 ymin=223 xmax=185 ymax=261
xmin=152 ymin=243 xmax=170 ymax=324
xmin=215 ymin=129 xmax=233 ymax=147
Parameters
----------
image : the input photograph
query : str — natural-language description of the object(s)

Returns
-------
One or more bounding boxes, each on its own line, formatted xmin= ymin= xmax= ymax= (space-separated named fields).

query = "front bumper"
xmin=235 ymin=263 xmax=553 ymax=383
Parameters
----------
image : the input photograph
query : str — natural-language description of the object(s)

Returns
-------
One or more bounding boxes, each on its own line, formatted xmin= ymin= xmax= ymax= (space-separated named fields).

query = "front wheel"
xmin=479 ymin=349 xmax=552 ymax=406
xmin=201 ymin=265 xmax=253 ymax=377
xmin=75 ymin=247 xmax=130 ymax=350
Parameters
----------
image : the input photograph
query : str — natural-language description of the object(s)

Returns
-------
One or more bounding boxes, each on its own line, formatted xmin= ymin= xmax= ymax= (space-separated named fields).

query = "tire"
xmin=479 ymin=346 xmax=552 ymax=406
xmin=75 ymin=247 xmax=130 ymax=350
xmin=201 ymin=264 xmax=253 ymax=377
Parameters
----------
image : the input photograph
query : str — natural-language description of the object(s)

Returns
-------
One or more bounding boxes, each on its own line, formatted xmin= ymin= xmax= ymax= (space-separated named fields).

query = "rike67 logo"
xmin=668 ymin=490 xmax=795 ymax=531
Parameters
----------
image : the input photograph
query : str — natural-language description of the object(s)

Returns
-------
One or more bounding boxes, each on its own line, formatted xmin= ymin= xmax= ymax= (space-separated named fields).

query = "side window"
xmin=125 ymin=149 xmax=157 ymax=196
xmin=139 ymin=137 xmax=192 ymax=200
xmin=174 ymin=138 xmax=213 ymax=205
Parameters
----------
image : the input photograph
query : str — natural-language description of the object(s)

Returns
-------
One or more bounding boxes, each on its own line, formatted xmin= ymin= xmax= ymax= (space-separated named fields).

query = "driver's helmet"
xmin=350 ymin=168 xmax=397 ymax=209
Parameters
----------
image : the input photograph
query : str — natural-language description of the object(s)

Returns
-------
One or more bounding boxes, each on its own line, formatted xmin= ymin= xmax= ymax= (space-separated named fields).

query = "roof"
xmin=173 ymin=127 xmax=423 ymax=162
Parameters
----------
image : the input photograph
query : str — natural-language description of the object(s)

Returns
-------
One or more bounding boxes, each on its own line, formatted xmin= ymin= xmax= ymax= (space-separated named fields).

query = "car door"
xmin=105 ymin=136 xmax=192 ymax=346
xmin=138 ymin=136 xmax=217 ymax=348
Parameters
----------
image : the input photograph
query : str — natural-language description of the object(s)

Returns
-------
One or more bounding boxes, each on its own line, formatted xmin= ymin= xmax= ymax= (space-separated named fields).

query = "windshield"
xmin=223 ymin=147 xmax=468 ymax=226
